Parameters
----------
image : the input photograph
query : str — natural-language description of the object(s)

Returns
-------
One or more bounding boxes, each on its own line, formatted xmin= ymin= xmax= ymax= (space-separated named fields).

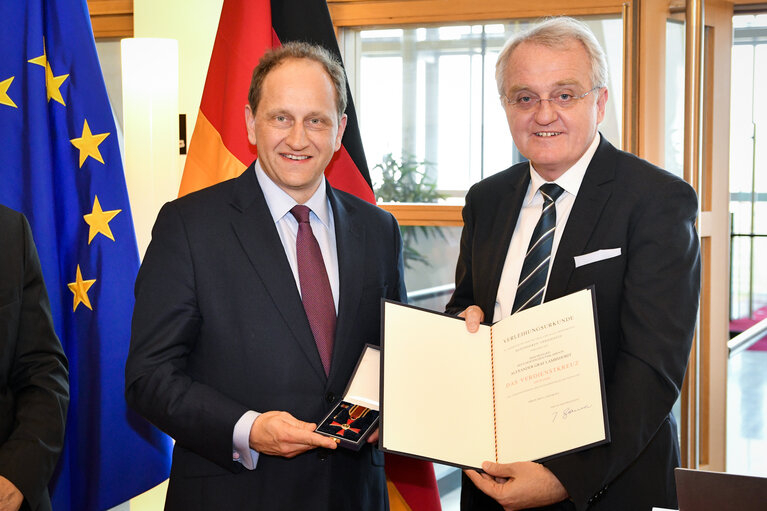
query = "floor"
xmin=726 ymin=349 xmax=767 ymax=477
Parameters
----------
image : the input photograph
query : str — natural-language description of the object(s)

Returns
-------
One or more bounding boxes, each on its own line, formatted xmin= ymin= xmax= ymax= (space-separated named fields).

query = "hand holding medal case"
xmin=316 ymin=344 xmax=380 ymax=450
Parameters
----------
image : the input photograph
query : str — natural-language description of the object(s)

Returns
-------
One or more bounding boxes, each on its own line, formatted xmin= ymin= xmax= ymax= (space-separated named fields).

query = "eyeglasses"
xmin=502 ymin=86 xmax=603 ymax=111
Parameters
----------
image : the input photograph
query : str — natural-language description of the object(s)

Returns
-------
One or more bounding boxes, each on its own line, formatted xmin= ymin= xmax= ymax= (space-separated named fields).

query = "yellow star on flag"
xmin=0 ymin=77 xmax=17 ymax=108
xmin=83 ymin=196 xmax=121 ymax=244
xmin=28 ymin=48 xmax=69 ymax=106
xmin=68 ymin=265 xmax=96 ymax=312
xmin=70 ymin=119 xmax=110 ymax=168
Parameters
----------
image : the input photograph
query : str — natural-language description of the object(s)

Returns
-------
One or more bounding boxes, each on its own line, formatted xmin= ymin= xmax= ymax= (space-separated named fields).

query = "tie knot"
xmin=539 ymin=183 xmax=564 ymax=204
xmin=290 ymin=205 xmax=311 ymax=224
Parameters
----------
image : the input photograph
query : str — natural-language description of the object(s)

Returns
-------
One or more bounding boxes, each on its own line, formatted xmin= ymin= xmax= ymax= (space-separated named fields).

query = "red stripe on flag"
xmin=197 ymin=0 xmax=271 ymax=166
xmin=385 ymin=454 xmax=442 ymax=511
xmin=182 ymin=3 xmax=440 ymax=505
xmin=326 ymin=145 xmax=376 ymax=204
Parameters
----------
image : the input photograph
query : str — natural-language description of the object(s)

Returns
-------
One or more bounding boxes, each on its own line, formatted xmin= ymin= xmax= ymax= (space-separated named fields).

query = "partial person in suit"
xmin=0 ymin=205 xmax=69 ymax=511
xmin=125 ymin=42 xmax=404 ymax=510
xmin=445 ymin=17 xmax=700 ymax=511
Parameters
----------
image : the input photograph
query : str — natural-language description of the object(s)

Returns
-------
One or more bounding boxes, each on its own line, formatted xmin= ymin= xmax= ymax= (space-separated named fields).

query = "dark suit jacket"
xmin=446 ymin=136 xmax=700 ymax=511
xmin=125 ymin=166 xmax=405 ymax=510
xmin=0 ymin=205 xmax=69 ymax=511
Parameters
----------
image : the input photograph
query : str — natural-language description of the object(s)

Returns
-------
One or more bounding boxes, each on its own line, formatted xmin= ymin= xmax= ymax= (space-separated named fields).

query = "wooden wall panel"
xmin=697 ymin=0 xmax=733 ymax=472
xmin=380 ymin=204 xmax=463 ymax=226
xmin=327 ymin=0 xmax=624 ymax=27
xmin=88 ymin=0 xmax=133 ymax=38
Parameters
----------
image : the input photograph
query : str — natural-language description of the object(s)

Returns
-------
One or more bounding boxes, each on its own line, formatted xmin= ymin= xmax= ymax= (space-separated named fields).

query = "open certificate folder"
xmin=380 ymin=288 xmax=609 ymax=470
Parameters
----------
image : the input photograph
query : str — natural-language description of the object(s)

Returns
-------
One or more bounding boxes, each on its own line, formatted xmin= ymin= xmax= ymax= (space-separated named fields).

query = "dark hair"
xmin=248 ymin=41 xmax=347 ymax=119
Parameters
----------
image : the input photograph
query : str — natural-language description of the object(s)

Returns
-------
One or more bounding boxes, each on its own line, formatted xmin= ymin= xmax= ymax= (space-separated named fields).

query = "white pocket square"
xmin=574 ymin=248 xmax=622 ymax=268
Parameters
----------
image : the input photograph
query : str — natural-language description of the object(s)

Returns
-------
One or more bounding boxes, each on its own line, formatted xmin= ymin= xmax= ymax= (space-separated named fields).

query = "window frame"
xmin=331 ymin=0 xmax=636 ymax=225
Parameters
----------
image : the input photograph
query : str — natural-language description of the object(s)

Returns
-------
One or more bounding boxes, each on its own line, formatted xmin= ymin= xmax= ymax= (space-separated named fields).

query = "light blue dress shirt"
xmin=232 ymin=160 xmax=340 ymax=469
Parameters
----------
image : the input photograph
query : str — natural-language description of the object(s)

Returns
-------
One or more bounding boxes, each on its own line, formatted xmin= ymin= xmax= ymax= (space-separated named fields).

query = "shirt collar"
xmin=254 ymin=160 xmax=331 ymax=228
xmin=526 ymin=132 xmax=601 ymax=204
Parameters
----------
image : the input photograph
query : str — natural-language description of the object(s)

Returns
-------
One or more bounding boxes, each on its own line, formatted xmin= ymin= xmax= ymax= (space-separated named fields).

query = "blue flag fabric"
xmin=0 ymin=1 xmax=172 ymax=510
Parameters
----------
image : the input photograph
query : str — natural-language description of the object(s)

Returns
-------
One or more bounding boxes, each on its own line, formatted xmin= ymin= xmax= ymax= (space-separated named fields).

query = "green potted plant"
xmin=373 ymin=153 xmax=445 ymax=269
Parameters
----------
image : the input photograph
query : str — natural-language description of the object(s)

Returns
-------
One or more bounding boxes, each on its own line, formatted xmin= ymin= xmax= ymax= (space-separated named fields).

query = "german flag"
xmin=179 ymin=1 xmax=443 ymax=509
xmin=179 ymin=0 xmax=373 ymax=202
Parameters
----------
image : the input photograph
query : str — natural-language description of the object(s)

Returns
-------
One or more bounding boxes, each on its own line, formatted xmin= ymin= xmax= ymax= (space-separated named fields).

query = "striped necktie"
xmin=291 ymin=205 xmax=335 ymax=375
xmin=512 ymin=183 xmax=565 ymax=314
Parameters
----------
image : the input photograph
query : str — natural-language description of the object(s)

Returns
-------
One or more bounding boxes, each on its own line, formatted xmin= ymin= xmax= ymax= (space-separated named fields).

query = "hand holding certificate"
xmin=380 ymin=288 xmax=609 ymax=469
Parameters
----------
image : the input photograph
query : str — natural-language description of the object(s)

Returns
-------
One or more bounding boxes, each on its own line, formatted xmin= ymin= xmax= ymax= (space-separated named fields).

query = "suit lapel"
xmin=479 ymin=166 xmax=529 ymax=316
xmin=327 ymin=187 xmax=365 ymax=387
xmin=229 ymin=167 xmax=327 ymax=383
xmin=546 ymin=136 xmax=615 ymax=300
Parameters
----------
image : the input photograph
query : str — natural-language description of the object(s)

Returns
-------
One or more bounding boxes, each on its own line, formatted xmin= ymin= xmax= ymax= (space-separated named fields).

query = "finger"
xmin=282 ymin=417 xmax=335 ymax=447
xmin=272 ymin=434 xmax=336 ymax=457
xmin=367 ymin=427 xmax=380 ymax=443
xmin=309 ymin=432 xmax=339 ymax=449
xmin=460 ymin=306 xmax=484 ymax=333
xmin=482 ymin=461 xmax=514 ymax=478
xmin=250 ymin=412 xmax=335 ymax=455
xmin=284 ymin=426 xmax=338 ymax=449
xmin=297 ymin=420 xmax=319 ymax=431
xmin=464 ymin=468 xmax=495 ymax=484
xmin=464 ymin=469 xmax=500 ymax=498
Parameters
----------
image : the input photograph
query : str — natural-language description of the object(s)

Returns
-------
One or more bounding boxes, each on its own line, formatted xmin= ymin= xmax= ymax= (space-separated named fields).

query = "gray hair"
xmin=495 ymin=17 xmax=608 ymax=96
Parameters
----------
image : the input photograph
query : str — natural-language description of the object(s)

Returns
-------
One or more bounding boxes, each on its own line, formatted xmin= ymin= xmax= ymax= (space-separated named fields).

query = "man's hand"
xmin=0 ymin=476 xmax=23 ymax=511
xmin=249 ymin=411 xmax=338 ymax=458
xmin=464 ymin=461 xmax=568 ymax=511
xmin=367 ymin=427 xmax=379 ymax=444
xmin=458 ymin=305 xmax=485 ymax=333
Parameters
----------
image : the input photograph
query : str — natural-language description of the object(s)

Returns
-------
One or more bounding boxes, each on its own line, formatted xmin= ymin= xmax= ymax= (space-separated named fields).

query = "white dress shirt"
xmin=232 ymin=160 xmax=340 ymax=469
xmin=492 ymin=134 xmax=600 ymax=322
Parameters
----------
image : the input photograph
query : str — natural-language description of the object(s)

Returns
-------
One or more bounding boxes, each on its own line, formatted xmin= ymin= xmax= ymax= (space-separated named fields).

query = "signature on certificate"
xmin=552 ymin=404 xmax=592 ymax=422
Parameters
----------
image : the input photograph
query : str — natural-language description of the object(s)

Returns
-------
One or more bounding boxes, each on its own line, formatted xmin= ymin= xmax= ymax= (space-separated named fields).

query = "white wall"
xmin=133 ymin=0 xmax=225 ymax=178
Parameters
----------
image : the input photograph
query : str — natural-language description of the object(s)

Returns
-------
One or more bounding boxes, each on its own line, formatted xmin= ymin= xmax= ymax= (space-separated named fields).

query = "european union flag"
xmin=0 ymin=1 xmax=172 ymax=510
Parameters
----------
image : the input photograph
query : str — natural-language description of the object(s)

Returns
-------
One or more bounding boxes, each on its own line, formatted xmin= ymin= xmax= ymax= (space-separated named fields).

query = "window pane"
xmin=730 ymin=44 xmax=754 ymax=195
xmin=665 ymin=20 xmax=685 ymax=177
xmin=345 ymin=17 xmax=624 ymax=199
xmin=730 ymin=18 xmax=767 ymax=321
xmin=435 ymin=54 xmax=472 ymax=191
xmin=403 ymin=226 xmax=461 ymax=312
xmin=360 ymin=56 xmax=403 ymax=187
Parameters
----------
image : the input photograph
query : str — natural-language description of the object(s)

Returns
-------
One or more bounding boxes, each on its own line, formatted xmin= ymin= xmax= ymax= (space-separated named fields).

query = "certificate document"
xmin=380 ymin=288 xmax=609 ymax=469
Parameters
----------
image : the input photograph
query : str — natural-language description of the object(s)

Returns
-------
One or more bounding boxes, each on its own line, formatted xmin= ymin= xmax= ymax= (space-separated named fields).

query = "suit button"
xmin=318 ymin=450 xmax=329 ymax=461
xmin=326 ymin=392 xmax=336 ymax=403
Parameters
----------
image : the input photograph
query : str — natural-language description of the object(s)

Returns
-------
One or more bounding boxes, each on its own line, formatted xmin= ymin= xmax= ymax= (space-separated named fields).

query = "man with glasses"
xmin=446 ymin=17 xmax=700 ymax=510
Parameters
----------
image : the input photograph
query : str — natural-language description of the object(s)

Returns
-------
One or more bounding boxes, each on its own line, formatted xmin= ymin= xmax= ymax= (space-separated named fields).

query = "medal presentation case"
xmin=316 ymin=344 xmax=380 ymax=450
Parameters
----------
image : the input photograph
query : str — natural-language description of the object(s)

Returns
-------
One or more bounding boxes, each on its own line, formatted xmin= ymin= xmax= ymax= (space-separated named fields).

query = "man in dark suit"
xmin=446 ymin=17 xmax=700 ymax=511
xmin=0 ymin=205 xmax=69 ymax=511
xmin=125 ymin=42 xmax=404 ymax=510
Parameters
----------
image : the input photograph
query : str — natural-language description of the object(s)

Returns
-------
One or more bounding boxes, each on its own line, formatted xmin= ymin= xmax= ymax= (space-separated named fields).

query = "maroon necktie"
xmin=290 ymin=205 xmax=335 ymax=375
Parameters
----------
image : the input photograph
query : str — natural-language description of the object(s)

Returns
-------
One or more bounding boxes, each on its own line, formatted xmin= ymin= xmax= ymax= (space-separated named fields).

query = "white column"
xmin=121 ymin=38 xmax=179 ymax=259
